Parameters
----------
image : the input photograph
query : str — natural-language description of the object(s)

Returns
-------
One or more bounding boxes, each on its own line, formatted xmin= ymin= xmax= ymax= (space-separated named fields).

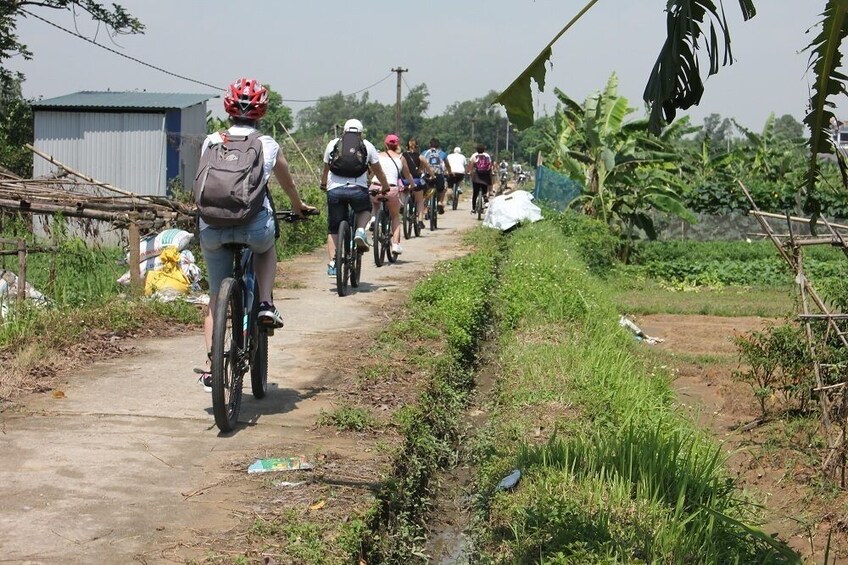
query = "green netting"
xmin=533 ymin=165 xmax=583 ymax=210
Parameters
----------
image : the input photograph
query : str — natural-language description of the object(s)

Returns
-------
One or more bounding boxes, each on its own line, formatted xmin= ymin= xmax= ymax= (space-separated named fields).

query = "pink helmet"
xmin=223 ymin=78 xmax=268 ymax=120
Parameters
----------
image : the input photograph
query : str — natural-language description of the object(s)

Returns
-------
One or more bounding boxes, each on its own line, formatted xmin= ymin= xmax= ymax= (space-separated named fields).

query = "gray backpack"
xmin=194 ymin=131 xmax=266 ymax=226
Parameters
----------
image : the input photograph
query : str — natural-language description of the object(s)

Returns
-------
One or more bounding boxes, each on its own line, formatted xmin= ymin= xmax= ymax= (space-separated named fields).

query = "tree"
xmin=543 ymin=73 xmax=693 ymax=245
xmin=261 ymin=85 xmax=294 ymax=139
xmin=495 ymin=1 xmax=848 ymax=214
xmin=0 ymin=1 xmax=143 ymax=175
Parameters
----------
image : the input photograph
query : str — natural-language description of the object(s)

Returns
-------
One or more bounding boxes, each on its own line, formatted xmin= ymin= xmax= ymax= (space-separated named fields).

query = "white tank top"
xmin=372 ymin=152 xmax=403 ymax=185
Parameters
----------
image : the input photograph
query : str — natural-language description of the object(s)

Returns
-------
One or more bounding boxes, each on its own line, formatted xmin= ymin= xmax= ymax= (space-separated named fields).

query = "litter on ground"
xmin=619 ymin=315 xmax=665 ymax=345
xmin=247 ymin=455 xmax=314 ymax=474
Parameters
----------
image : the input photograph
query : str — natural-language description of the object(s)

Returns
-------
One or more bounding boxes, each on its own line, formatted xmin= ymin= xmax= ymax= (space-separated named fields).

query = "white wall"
xmin=33 ymin=111 xmax=167 ymax=196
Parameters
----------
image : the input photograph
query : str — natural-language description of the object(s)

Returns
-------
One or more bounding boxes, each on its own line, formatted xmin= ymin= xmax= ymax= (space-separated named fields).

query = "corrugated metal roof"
xmin=31 ymin=91 xmax=217 ymax=110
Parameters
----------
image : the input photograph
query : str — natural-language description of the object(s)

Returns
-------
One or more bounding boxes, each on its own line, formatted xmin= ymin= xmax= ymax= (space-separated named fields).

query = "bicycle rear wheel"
xmin=351 ymin=246 xmax=362 ymax=287
xmin=336 ymin=220 xmax=350 ymax=296
xmin=250 ymin=280 xmax=268 ymax=399
xmin=412 ymin=199 xmax=421 ymax=237
xmin=373 ymin=208 xmax=386 ymax=267
xmin=476 ymin=193 xmax=484 ymax=221
xmin=211 ymin=277 xmax=244 ymax=433
xmin=403 ymin=198 xmax=413 ymax=240
xmin=451 ymin=186 xmax=459 ymax=210
xmin=429 ymin=192 xmax=438 ymax=231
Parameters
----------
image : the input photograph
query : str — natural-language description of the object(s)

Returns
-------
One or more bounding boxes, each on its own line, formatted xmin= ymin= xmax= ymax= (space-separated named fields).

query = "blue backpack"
xmin=426 ymin=149 xmax=444 ymax=175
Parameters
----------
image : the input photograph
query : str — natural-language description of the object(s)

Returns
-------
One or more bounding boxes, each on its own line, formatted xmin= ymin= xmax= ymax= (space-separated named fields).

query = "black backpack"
xmin=194 ymin=131 xmax=266 ymax=226
xmin=403 ymin=150 xmax=421 ymax=178
xmin=328 ymin=131 xmax=369 ymax=177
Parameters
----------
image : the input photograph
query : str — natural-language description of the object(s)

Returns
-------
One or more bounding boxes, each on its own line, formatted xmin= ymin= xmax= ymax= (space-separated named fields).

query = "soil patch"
xmin=636 ymin=313 xmax=848 ymax=562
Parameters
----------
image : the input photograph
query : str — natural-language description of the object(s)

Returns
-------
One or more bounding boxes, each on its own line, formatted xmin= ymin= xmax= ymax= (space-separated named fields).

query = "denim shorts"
xmin=200 ymin=208 xmax=275 ymax=296
xmin=327 ymin=185 xmax=371 ymax=234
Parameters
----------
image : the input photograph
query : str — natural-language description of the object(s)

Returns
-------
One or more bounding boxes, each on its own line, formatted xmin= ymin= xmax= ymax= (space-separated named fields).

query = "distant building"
xmin=31 ymin=91 xmax=216 ymax=196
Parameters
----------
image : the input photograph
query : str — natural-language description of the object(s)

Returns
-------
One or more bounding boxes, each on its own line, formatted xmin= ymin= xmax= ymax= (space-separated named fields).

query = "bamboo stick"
xmin=128 ymin=215 xmax=142 ymax=292
xmin=16 ymin=239 xmax=26 ymax=306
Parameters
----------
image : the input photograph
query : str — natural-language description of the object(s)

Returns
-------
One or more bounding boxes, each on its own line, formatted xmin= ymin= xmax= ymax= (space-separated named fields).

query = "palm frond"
xmin=803 ymin=1 xmax=848 ymax=215
xmin=643 ymin=0 xmax=756 ymax=134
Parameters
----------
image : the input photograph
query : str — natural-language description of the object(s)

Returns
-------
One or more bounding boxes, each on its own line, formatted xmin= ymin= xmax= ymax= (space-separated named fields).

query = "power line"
xmin=21 ymin=8 xmax=223 ymax=91
xmin=22 ymin=9 xmax=397 ymax=103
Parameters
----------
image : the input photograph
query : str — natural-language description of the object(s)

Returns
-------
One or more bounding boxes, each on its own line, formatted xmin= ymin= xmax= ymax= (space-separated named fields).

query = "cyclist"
xmin=422 ymin=138 xmax=447 ymax=217
xmin=197 ymin=77 xmax=316 ymax=390
xmin=512 ymin=162 xmax=523 ymax=181
xmin=369 ymin=133 xmax=416 ymax=255
xmin=401 ymin=138 xmax=432 ymax=230
xmin=468 ymin=143 xmax=494 ymax=214
xmin=321 ymin=118 xmax=391 ymax=276
xmin=445 ymin=147 xmax=467 ymax=205
xmin=497 ymin=158 xmax=510 ymax=193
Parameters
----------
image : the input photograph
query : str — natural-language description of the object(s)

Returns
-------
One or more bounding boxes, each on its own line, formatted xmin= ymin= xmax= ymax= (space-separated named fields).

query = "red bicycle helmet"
xmin=223 ymin=78 xmax=268 ymax=120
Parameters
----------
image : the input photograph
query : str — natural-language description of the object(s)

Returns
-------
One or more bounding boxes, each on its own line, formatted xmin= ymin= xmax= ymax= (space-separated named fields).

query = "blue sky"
xmin=6 ymin=1 xmax=835 ymax=131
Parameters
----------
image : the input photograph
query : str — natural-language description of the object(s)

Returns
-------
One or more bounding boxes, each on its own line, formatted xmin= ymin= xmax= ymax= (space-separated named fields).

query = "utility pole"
xmin=471 ymin=117 xmax=476 ymax=143
xmin=392 ymin=67 xmax=407 ymax=135
xmin=505 ymin=119 xmax=510 ymax=156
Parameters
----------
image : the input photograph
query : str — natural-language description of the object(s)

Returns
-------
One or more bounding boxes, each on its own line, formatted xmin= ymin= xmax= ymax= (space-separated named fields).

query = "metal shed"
xmin=31 ymin=91 xmax=216 ymax=197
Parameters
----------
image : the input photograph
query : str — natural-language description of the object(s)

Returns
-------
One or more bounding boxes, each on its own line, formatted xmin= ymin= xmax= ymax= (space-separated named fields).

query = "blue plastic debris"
xmin=496 ymin=469 xmax=522 ymax=491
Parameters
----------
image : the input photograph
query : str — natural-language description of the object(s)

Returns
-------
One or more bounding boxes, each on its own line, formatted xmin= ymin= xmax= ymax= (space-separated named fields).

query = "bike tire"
xmin=477 ymin=193 xmax=483 ymax=221
xmin=351 ymin=246 xmax=362 ymax=287
xmin=336 ymin=220 xmax=350 ymax=296
xmin=412 ymin=200 xmax=421 ymax=237
xmin=373 ymin=209 xmax=385 ymax=267
xmin=211 ymin=277 xmax=244 ymax=433
xmin=429 ymin=192 xmax=438 ymax=231
xmin=250 ymin=280 xmax=268 ymax=399
xmin=385 ymin=212 xmax=398 ymax=263
xmin=402 ymin=198 xmax=412 ymax=240
xmin=451 ymin=186 xmax=459 ymax=210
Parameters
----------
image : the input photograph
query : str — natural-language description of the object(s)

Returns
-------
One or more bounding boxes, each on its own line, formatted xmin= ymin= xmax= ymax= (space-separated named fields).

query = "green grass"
xmin=471 ymin=220 xmax=799 ymax=563
xmin=318 ymin=404 xmax=376 ymax=432
xmin=612 ymin=278 xmax=796 ymax=317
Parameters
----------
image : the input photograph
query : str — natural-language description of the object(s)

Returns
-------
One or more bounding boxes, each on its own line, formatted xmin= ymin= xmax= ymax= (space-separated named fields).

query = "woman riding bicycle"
xmin=401 ymin=138 xmax=432 ymax=230
xmin=369 ymin=134 xmax=416 ymax=255
xmin=196 ymin=77 xmax=316 ymax=389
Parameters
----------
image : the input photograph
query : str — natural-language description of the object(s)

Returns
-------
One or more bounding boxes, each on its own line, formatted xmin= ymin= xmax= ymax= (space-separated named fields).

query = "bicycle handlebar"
xmin=276 ymin=208 xmax=321 ymax=222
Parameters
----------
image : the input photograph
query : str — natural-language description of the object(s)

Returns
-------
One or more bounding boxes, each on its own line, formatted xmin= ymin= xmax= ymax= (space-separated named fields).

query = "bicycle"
xmin=370 ymin=188 xmax=398 ymax=267
xmin=402 ymin=180 xmax=423 ymax=239
xmin=474 ymin=187 xmax=485 ymax=221
xmin=335 ymin=204 xmax=364 ymax=297
xmin=208 ymin=208 xmax=318 ymax=433
xmin=498 ymin=170 xmax=509 ymax=194
xmin=426 ymin=178 xmax=439 ymax=231
xmin=450 ymin=178 xmax=461 ymax=211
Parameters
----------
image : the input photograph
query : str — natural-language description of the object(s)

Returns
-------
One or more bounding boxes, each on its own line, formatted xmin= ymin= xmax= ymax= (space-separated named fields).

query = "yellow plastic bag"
xmin=144 ymin=247 xmax=190 ymax=296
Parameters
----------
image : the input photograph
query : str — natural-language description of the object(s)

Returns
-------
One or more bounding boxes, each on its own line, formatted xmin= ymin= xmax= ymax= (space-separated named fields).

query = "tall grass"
xmin=473 ymin=219 xmax=799 ymax=563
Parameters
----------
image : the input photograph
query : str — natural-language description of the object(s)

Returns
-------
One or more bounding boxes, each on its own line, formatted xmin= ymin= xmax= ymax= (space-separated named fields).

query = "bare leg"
xmin=327 ymin=234 xmax=337 ymax=262
xmin=254 ymin=249 xmax=276 ymax=304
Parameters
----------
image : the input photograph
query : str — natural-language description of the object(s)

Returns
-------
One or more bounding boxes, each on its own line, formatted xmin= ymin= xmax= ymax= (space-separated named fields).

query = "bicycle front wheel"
xmin=250 ymin=280 xmax=268 ymax=399
xmin=211 ymin=277 xmax=244 ymax=433
xmin=336 ymin=220 xmax=350 ymax=296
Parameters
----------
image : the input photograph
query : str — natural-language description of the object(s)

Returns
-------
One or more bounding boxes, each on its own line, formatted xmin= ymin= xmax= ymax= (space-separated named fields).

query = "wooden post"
xmin=128 ymin=215 xmax=142 ymax=293
xmin=16 ymin=238 xmax=26 ymax=306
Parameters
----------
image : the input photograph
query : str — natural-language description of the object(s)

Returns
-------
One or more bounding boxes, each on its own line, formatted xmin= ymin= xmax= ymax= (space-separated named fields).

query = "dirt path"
xmin=0 ymin=205 xmax=482 ymax=563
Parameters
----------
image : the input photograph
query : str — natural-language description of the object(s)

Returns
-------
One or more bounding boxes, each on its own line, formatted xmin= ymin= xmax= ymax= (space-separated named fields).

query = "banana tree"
xmin=495 ymin=0 xmax=848 ymax=214
xmin=544 ymin=73 xmax=690 ymax=240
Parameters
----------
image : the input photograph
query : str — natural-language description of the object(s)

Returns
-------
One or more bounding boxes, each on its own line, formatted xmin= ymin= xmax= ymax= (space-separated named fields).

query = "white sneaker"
xmin=354 ymin=228 xmax=370 ymax=251
xmin=392 ymin=242 xmax=403 ymax=255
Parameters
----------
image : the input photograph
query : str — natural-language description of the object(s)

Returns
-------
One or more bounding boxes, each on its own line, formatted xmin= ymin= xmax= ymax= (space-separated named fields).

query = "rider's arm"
xmin=320 ymin=163 xmax=329 ymax=191
xmin=273 ymin=151 xmax=313 ymax=214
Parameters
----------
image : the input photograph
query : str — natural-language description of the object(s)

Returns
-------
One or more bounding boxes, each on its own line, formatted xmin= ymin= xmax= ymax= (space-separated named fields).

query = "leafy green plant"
xmin=318 ymin=404 xmax=375 ymax=432
xmin=732 ymin=323 xmax=813 ymax=416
